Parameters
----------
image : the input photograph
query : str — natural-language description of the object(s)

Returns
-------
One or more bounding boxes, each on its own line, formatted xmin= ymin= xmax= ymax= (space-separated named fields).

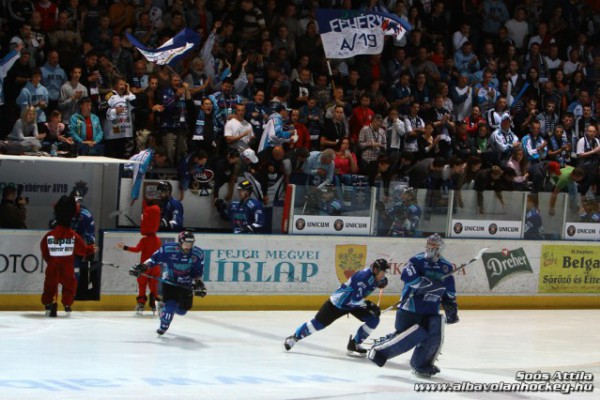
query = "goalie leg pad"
xmin=371 ymin=324 xmax=428 ymax=361
xmin=410 ymin=314 xmax=445 ymax=370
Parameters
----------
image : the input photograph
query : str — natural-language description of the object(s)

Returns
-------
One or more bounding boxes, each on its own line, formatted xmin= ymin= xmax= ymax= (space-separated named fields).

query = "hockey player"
xmin=312 ymin=184 xmax=343 ymax=216
xmin=40 ymin=195 xmax=97 ymax=317
xmin=284 ymin=259 xmax=390 ymax=356
xmin=129 ymin=231 xmax=206 ymax=335
xmin=368 ymin=234 xmax=458 ymax=377
xmin=155 ymin=181 xmax=184 ymax=231
xmin=116 ymin=203 xmax=162 ymax=315
xmin=377 ymin=186 xmax=421 ymax=237
xmin=524 ymin=194 xmax=544 ymax=239
xmin=215 ymin=180 xmax=265 ymax=233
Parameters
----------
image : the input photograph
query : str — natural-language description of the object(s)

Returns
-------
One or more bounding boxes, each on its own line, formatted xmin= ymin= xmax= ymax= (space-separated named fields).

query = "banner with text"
xmin=451 ymin=219 xmax=522 ymax=239
xmin=538 ymin=244 xmax=600 ymax=293
xmin=563 ymin=222 xmax=600 ymax=241
xmin=291 ymin=215 xmax=371 ymax=235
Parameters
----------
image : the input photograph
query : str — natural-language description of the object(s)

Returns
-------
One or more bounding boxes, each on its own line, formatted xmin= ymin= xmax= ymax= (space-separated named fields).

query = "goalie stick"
xmin=380 ymin=247 xmax=489 ymax=314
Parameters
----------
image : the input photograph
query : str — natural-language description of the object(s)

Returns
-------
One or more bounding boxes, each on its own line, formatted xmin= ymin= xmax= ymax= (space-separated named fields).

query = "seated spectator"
xmin=7 ymin=106 xmax=43 ymax=152
xmin=333 ymin=137 xmax=358 ymax=176
xmin=506 ymin=147 xmax=529 ymax=190
xmin=69 ymin=97 xmax=104 ymax=156
xmin=41 ymin=110 xmax=74 ymax=152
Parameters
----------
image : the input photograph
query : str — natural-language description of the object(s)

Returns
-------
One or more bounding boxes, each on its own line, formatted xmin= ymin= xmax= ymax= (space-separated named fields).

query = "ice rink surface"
xmin=1 ymin=309 xmax=598 ymax=400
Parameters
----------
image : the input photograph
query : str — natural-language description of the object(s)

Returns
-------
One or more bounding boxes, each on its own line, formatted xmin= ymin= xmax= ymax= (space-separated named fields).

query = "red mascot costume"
xmin=116 ymin=202 xmax=162 ymax=315
xmin=41 ymin=195 xmax=96 ymax=317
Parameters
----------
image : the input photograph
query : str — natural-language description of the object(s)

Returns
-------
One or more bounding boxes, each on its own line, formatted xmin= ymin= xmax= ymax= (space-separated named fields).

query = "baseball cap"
xmin=547 ymin=161 xmax=561 ymax=176
xmin=242 ymin=148 xmax=258 ymax=164
xmin=501 ymin=113 xmax=512 ymax=122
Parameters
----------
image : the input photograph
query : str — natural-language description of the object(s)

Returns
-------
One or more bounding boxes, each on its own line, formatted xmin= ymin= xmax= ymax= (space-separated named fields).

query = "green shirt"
xmin=552 ymin=166 xmax=574 ymax=192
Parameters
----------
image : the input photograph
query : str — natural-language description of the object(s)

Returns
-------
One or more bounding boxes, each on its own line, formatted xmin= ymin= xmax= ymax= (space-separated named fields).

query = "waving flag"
xmin=317 ymin=9 xmax=412 ymax=59
xmin=126 ymin=28 xmax=201 ymax=66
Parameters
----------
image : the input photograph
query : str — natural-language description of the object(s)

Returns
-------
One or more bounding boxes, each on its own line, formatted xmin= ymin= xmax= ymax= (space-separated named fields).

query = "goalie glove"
xmin=129 ymin=263 xmax=147 ymax=277
xmin=364 ymin=300 xmax=381 ymax=318
xmin=443 ymin=302 xmax=459 ymax=324
xmin=193 ymin=279 xmax=207 ymax=297
xmin=375 ymin=277 xmax=388 ymax=289
xmin=414 ymin=276 xmax=444 ymax=295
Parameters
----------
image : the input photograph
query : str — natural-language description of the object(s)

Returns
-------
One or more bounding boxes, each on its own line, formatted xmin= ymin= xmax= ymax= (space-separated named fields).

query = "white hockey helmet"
xmin=425 ymin=233 xmax=445 ymax=261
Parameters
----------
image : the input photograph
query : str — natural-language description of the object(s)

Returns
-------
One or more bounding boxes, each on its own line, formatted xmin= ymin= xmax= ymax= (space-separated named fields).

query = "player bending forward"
xmin=129 ymin=231 xmax=207 ymax=335
xmin=284 ymin=259 xmax=390 ymax=356
xmin=368 ymin=234 xmax=459 ymax=377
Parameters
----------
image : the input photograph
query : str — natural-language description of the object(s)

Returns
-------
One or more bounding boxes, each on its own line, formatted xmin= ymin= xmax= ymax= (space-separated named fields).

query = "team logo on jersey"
xmin=481 ymin=248 xmax=533 ymax=290
xmin=334 ymin=244 xmax=367 ymax=283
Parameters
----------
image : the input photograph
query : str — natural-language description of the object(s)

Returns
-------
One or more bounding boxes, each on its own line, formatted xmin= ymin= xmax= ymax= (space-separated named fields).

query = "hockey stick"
xmin=380 ymin=247 xmax=489 ymax=314
xmin=109 ymin=210 xmax=139 ymax=227
xmin=102 ymin=261 xmax=193 ymax=290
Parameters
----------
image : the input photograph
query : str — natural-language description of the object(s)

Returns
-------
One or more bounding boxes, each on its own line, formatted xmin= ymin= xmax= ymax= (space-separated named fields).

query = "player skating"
xmin=367 ymin=234 xmax=458 ymax=377
xmin=129 ymin=231 xmax=206 ymax=335
xmin=283 ymin=259 xmax=390 ymax=356
xmin=116 ymin=203 xmax=162 ymax=315
xmin=40 ymin=195 xmax=97 ymax=317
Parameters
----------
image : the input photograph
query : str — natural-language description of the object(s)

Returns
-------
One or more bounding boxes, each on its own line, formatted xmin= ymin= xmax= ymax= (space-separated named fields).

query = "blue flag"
xmin=126 ymin=28 xmax=201 ymax=66
xmin=317 ymin=9 xmax=412 ymax=59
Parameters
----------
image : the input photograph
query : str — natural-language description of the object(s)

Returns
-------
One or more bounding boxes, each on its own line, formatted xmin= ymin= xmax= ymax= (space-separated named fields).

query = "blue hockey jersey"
xmin=146 ymin=243 xmax=204 ymax=287
xmin=399 ymin=253 xmax=457 ymax=315
xmin=330 ymin=267 xmax=380 ymax=310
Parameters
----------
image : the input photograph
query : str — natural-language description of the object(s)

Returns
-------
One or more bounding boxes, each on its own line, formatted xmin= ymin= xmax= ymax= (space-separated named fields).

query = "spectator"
xmin=16 ymin=68 xmax=49 ymax=125
xmin=104 ymin=77 xmax=136 ymax=159
xmin=7 ymin=105 xmax=43 ymax=151
xmin=69 ymin=96 xmax=103 ymax=155
xmin=159 ymin=74 xmax=190 ymax=166
xmin=58 ymin=65 xmax=88 ymax=129
xmin=224 ymin=103 xmax=254 ymax=153
xmin=40 ymin=49 xmax=66 ymax=114
xmin=490 ymin=113 xmax=520 ymax=166
xmin=48 ymin=11 xmax=82 ymax=68
xmin=0 ymin=186 xmax=28 ymax=229
xmin=549 ymin=166 xmax=587 ymax=216
xmin=333 ymin=137 xmax=359 ymax=176
xmin=522 ymin=120 xmax=547 ymax=163
xmin=303 ymin=149 xmax=336 ymax=189
xmin=289 ymin=108 xmax=311 ymax=150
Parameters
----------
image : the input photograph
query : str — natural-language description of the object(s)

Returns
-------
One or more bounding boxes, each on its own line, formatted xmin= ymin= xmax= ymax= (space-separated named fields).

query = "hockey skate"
xmin=156 ymin=328 xmax=167 ymax=336
xmin=135 ymin=302 xmax=144 ymax=316
xmin=64 ymin=305 xmax=72 ymax=317
xmin=45 ymin=303 xmax=57 ymax=317
xmin=346 ymin=335 xmax=367 ymax=357
xmin=283 ymin=335 xmax=298 ymax=351
xmin=411 ymin=364 xmax=441 ymax=378
xmin=149 ymin=294 xmax=161 ymax=316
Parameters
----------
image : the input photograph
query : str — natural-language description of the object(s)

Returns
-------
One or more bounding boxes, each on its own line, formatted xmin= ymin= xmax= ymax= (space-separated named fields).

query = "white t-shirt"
xmin=224 ymin=118 xmax=254 ymax=152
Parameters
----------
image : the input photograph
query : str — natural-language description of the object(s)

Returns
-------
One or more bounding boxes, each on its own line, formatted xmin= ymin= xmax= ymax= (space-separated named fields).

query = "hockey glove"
xmin=415 ymin=277 xmax=444 ymax=295
xmin=193 ymin=280 xmax=207 ymax=297
xmin=129 ymin=263 xmax=147 ymax=277
xmin=375 ymin=277 xmax=388 ymax=289
xmin=443 ymin=302 xmax=459 ymax=324
xmin=364 ymin=300 xmax=381 ymax=318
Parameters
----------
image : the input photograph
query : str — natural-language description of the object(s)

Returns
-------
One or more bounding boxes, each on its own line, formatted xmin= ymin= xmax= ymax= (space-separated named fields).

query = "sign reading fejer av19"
xmin=451 ymin=219 xmax=521 ymax=239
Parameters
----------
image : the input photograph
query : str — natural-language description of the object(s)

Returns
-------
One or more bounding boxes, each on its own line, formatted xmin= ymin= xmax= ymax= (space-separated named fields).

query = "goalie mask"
xmin=425 ymin=233 xmax=445 ymax=261
xmin=178 ymin=231 xmax=195 ymax=253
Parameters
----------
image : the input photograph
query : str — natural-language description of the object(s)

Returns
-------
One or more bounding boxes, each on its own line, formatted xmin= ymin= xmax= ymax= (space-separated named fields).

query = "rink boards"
xmin=0 ymin=230 xmax=599 ymax=310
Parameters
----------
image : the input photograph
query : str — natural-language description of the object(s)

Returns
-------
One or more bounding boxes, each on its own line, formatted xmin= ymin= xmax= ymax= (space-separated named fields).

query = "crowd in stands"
xmin=0 ymin=0 xmax=599 ymax=217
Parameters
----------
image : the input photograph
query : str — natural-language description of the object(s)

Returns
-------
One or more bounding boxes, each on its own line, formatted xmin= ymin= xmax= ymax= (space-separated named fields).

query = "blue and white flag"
xmin=126 ymin=28 xmax=201 ymax=66
xmin=317 ymin=9 xmax=412 ymax=59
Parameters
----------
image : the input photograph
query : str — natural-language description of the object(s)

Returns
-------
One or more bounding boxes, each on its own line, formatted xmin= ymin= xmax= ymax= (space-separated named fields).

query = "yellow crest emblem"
xmin=335 ymin=244 xmax=367 ymax=284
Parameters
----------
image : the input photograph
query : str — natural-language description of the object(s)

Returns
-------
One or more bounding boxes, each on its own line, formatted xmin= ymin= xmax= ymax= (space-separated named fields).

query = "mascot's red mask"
xmin=140 ymin=204 xmax=160 ymax=236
